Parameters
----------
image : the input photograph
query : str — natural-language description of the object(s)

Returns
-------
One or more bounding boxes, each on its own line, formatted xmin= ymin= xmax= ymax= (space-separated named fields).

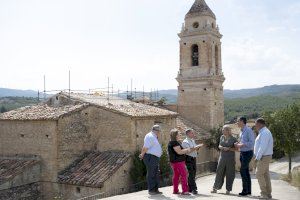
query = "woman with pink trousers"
xmin=168 ymin=129 xmax=196 ymax=195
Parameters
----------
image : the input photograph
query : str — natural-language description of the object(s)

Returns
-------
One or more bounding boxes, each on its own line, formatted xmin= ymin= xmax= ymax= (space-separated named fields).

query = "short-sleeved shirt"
xmin=182 ymin=137 xmax=198 ymax=158
xmin=143 ymin=132 xmax=162 ymax=158
xmin=168 ymin=141 xmax=186 ymax=163
xmin=219 ymin=135 xmax=237 ymax=159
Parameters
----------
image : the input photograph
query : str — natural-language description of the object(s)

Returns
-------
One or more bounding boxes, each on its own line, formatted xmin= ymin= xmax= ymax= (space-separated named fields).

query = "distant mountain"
xmin=0 ymin=88 xmax=38 ymax=97
xmin=224 ymin=84 xmax=300 ymax=99
xmin=1 ymin=84 xmax=300 ymax=100
xmin=157 ymin=84 xmax=300 ymax=102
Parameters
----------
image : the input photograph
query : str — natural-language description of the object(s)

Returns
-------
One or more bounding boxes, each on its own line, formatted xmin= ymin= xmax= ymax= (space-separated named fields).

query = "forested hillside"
xmin=224 ymin=94 xmax=300 ymax=122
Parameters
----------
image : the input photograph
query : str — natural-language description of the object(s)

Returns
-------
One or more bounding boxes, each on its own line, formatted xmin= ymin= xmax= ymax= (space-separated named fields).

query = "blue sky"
xmin=0 ymin=0 xmax=299 ymax=92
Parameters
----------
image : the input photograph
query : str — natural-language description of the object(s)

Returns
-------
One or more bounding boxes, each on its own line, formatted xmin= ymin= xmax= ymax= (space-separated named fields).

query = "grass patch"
xmin=281 ymin=169 xmax=300 ymax=189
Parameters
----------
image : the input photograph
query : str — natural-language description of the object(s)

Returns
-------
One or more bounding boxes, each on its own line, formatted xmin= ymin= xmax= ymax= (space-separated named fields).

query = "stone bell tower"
xmin=176 ymin=0 xmax=225 ymax=130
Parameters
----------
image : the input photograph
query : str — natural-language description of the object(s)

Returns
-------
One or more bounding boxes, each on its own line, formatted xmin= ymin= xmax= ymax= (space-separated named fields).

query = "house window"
xmin=191 ymin=44 xmax=199 ymax=66
xmin=76 ymin=187 xmax=81 ymax=193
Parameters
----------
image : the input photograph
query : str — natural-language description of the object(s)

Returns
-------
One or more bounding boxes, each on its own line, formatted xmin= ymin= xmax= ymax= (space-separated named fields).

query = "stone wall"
xmin=0 ymin=182 xmax=41 ymax=200
xmin=56 ymin=106 xmax=133 ymax=172
xmin=134 ymin=117 xmax=177 ymax=150
xmin=0 ymin=120 xmax=58 ymax=182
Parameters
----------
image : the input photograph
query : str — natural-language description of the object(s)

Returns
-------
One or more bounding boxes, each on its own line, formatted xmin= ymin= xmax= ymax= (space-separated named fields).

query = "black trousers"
xmin=143 ymin=154 xmax=160 ymax=192
xmin=240 ymin=151 xmax=253 ymax=194
xmin=186 ymin=156 xmax=197 ymax=192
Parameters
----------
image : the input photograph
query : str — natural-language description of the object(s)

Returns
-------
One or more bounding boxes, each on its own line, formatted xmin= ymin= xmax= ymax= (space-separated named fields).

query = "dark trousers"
xmin=186 ymin=156 xmax=197 ymax=192
xmin=240 ymin=150 xmax=253 ymax=194
xmin=143 ymin=153 xmax=160 ymax=192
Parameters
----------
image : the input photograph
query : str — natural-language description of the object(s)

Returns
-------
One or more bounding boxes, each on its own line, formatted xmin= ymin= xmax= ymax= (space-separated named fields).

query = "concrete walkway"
xmin=103 ymin=156 xmax=300 ymax=200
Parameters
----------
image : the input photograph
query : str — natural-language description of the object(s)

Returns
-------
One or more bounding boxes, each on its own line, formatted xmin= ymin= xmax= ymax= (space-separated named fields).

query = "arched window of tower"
xmin=191 ymin=44 xmax=199 ymax=66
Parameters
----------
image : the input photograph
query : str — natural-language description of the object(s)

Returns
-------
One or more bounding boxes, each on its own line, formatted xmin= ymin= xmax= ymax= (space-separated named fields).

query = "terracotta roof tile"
xmin=0 ymin=157 xmax=40 ymax=184
xmin=0 ymin=103 xmax=88 ymax=121
xmin=58 ymin=151 xmax=131 ymax=188
xmin=176 ymin=116 xmax=210 ymax=140
xmin=60 ymin=92 xmax=178 ymax=118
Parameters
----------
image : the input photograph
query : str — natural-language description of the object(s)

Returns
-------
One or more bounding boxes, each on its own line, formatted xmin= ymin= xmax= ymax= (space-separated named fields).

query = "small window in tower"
xmin=215 ymin=45 xmax=219 ymax=74
xmin=76 ymin=187 xmax=81 ymax=193
xmin=212 ymin=22 xmax=216 ymax=29
xmin=193 ymin=22 xmax=199 ymax=29
xmin=191 ymin=44 xmax=199 ymax=66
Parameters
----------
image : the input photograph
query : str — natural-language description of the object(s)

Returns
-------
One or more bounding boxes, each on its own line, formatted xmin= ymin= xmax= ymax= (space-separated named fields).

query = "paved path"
xmin=103 ymin=156 xmax=300 ymax=200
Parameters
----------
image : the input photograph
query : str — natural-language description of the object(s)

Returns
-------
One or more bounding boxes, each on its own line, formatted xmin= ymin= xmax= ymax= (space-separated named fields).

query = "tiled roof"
xmin=60 ymin=92 xmax=178 ymax=118
xmin=176 ymin=116 xmax=210 ymax=140
xmin=0 ymin=157 xmax=40 ymax=184
xmin=0 ymin=103 xmax=88 ymax=121
xmin=185 ymin=0 xmax=216 ymax=19
xmin=58 ymin=151 xmax=131 ymax=188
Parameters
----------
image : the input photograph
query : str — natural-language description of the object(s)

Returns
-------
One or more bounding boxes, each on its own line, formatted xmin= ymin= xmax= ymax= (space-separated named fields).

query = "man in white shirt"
xmin=139 ymin=125 xmax=163 ymax=195
xmin=254 ymin=118 xmax=274 ymax=199
xmin=182 ymin=129 xmax=203 ymax=194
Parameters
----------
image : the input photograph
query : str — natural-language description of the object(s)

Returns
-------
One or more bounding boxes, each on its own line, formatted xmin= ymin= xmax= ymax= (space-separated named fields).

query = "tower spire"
xmin=185 ymin=0 xmax=216 ymax=19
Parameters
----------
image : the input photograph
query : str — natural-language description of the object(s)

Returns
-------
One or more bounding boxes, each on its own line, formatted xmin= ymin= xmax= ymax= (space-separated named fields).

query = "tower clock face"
xmin=193 ymin=22 xmax=199 ymax=28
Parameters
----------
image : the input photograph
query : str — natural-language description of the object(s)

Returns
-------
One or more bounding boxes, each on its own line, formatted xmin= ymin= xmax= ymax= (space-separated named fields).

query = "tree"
xmin=130 ymin=151 xmax=147 ymax=184
xmin=265 ymin=103 xmax=300 ymax=174
xmin=203 ymin=126 xmax=223 ymax=151
xmin=0 ymin=106 xmax=7 ymax=113
xmin=157 ymin=97 xmax=167 ymax=106
xmin=129 ymin=146 xmax=172 ymax=189
xmin=159 ymin=144 xmax=172 ymax=186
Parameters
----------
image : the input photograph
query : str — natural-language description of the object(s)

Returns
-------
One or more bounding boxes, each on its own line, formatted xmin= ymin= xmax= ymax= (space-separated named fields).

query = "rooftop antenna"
xmin=43 ymin=75 xmax=46 ymax=100
xmin=68 ymin=70 xmax=71 ymax=98
xmin=37 ymin=90 xmax=40 ymax=102
xmin=130 ymin=78 xmax=133 ymax=97
xmin=142 ymin=86 xmax=145 ymax=101
xmin=107 ymin=77 xmax=110 ymax=103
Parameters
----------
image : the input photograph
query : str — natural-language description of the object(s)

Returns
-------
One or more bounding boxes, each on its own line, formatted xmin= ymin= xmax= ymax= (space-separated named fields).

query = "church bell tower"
xmin=176 ymin=0 xmax=225 ymax=129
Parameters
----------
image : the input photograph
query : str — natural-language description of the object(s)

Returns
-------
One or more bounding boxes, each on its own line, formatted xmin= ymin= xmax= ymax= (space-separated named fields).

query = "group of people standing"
xmin=139 ymin=117 xmax=274 ymax=199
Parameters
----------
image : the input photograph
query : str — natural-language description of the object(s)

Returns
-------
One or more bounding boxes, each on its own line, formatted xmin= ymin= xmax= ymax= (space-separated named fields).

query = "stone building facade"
xmin=176 ymin=0 xmax=225 ymax=130
xmin=0 ymin=93 xmax=177 ymax=199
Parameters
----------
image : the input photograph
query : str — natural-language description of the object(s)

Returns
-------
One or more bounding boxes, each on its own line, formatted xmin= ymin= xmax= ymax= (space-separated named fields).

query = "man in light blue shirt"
xmin=235 ymin=117 xmax=255 ymax=196
xmin=139 ymin=125 xmax=162 ymax=195
xmin=254 ymin=118 xmax=273 ymax=199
